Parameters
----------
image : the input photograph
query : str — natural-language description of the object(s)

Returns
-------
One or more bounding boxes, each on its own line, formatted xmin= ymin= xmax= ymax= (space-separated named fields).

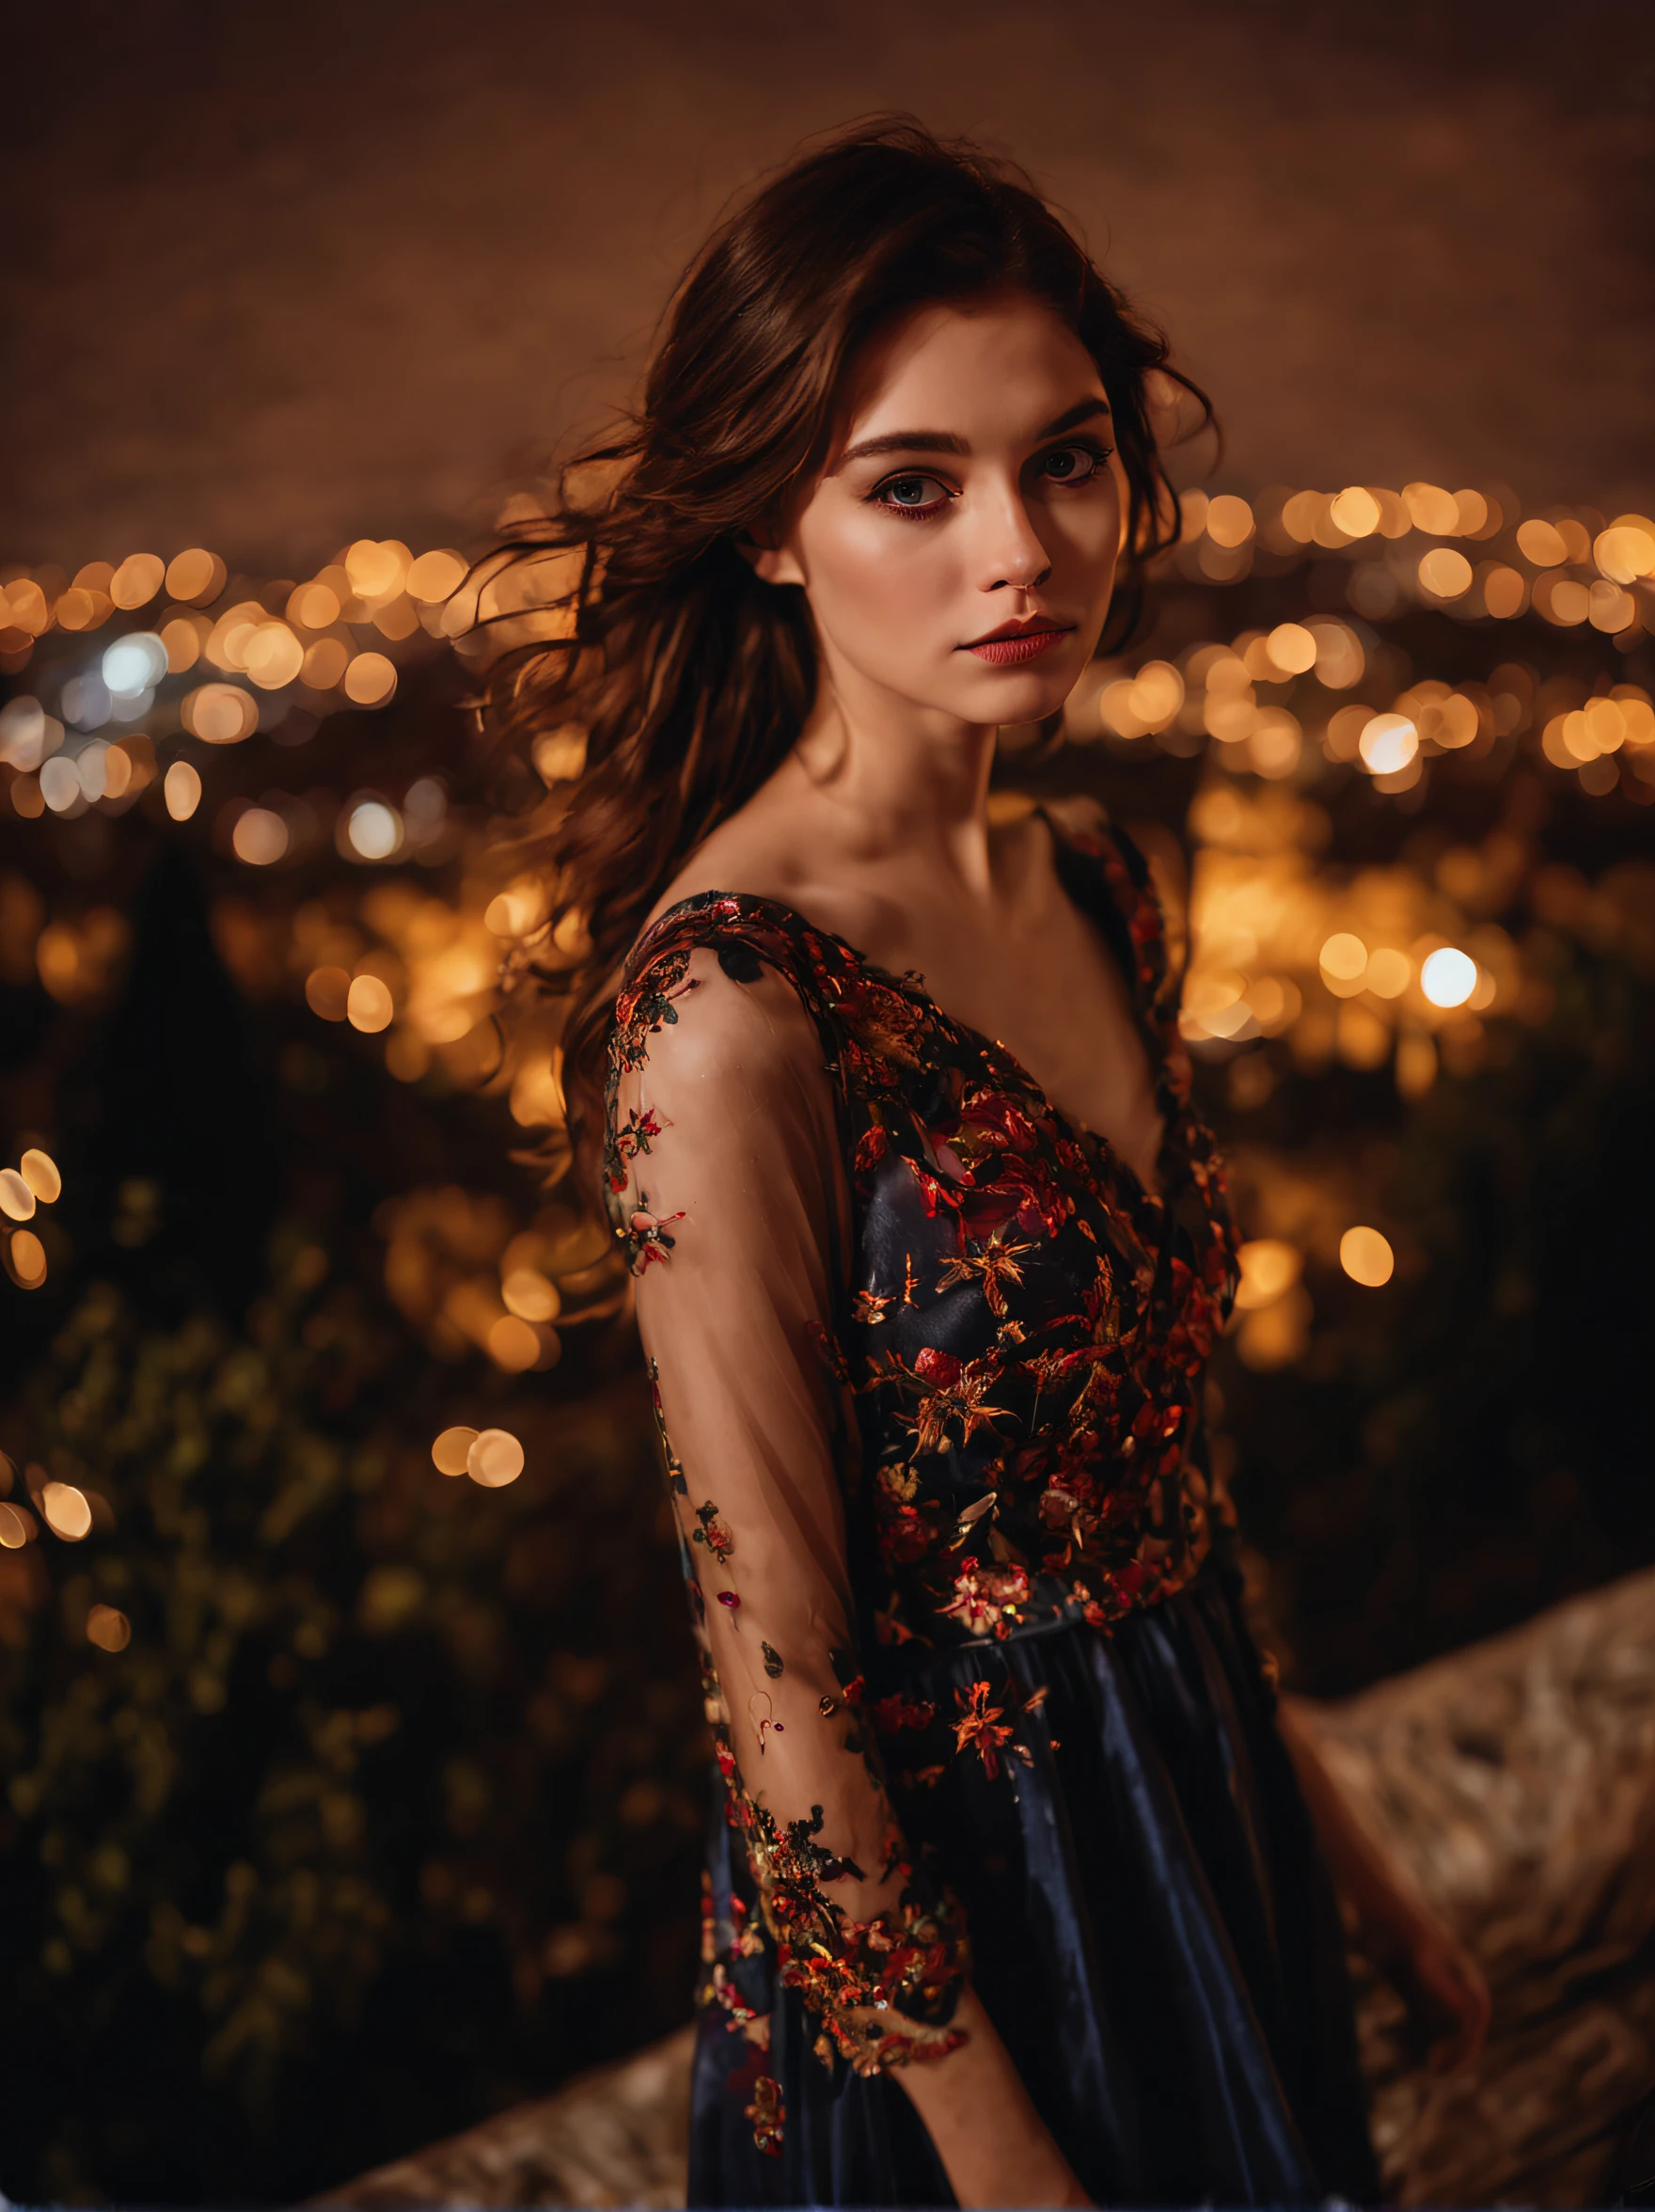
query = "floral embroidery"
xmin=604 ymin=807 xmax=1238 ymax=2097
xmin=953 ymin=1680 xmax=1017 ymax=1778
xmin=744 ymin=2072 xmax=784 ymax=2157
xmin=606 ymin=1103 xmax=663 ymax=1192
xmin=691 ymin=1500 xmax=734 ymax=1562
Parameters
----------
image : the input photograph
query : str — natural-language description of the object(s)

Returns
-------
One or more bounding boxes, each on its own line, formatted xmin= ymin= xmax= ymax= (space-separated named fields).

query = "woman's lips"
xmin=965 ymin=624 xmax=1073 ymax=667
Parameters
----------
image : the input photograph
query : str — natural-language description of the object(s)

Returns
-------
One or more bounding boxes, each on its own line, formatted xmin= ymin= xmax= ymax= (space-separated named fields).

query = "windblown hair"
xmin=478 ymin=117 xmax=1211 ymax=1182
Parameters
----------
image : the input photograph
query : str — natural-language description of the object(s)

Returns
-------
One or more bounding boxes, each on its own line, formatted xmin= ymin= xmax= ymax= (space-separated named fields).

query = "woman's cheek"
xmin=823 ymin=519 xmax=955 ymax=658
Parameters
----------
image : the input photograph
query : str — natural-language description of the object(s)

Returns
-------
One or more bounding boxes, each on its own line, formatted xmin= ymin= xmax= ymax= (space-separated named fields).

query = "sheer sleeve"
xmin=605 ymin=939 xmax=969 ymax=2076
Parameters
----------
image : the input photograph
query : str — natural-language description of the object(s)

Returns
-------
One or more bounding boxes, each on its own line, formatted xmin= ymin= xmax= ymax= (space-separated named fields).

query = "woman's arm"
xmin=1277 ymin=1695 xmax=1491 ymax=2071
xmin=616 ymin=943 xmax=1090 ymax=2197
xmin=893 ymin=1986 xmax=1092 ymax=2208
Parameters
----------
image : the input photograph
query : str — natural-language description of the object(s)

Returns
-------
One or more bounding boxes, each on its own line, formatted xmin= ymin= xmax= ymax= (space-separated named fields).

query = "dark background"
xmin=1 ymin=3 xmax=1652 ymax=2202
xmin=6 ymin=0 xmax=1651 ymax=564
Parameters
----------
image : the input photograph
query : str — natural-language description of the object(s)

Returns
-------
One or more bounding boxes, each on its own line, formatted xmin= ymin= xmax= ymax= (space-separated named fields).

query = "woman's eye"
xmin=872 ymin=473 xmax=948 ymax=514
xmin=1040 ymin=444 xmax=1107 ymax=484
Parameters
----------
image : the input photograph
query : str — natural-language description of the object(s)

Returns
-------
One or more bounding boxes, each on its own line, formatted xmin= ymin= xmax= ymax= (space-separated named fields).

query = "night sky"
xmin=5 ymin=0 xmax=1651 ymax=572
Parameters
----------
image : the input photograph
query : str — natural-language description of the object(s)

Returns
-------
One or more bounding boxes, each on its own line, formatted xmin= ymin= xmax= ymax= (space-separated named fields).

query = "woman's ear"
xmin=736 ymin=520 xmax=807 ymax=589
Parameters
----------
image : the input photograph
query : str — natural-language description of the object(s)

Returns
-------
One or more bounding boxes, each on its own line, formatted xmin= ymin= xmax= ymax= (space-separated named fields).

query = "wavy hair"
xmin=476 ymin=116 xmax=1212 ymax=1184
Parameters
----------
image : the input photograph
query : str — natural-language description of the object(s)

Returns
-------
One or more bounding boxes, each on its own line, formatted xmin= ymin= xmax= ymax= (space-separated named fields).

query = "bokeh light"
xmin=1339 ymin=1226 xmax=1395 ymax=1287
xmin=1420 ymin=947 xmax=1477 ymax=1008
xmin=431 ymin=1426 xmax=479 ymax=1477
xmin=40 ymin=1481 xmax=91 ymax=1540
xmin=343 ymin=652 xmax=398 ymax=708
xmin=20 ymin=1150 xmax=61 ymax=1204
xmin=164 ymin=761 xmax=202 ymax=820
xmin=165 ymin=548 xmax=227 ymax=605
xmin=1359 ymin=714 xmax=1418 ymax=774
xmin=347 ymin=799 xmax=401 ymax=860
xmin=347 ymin=974 xmax=395 ymax=1033
xmin=231 ymin=807 xmax=289 ymax=866
xmin=467 ymin=1429 xmax=525 ymax=1488
xmin=0 ymin=1170 xmax=37 ymax=1221
xmin=86 ymin=1604 xmax=132 ymax=1651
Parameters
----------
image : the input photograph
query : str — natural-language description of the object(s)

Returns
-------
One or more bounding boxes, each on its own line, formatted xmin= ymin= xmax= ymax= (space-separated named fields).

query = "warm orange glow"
xmin=1364 ymin=948 xmax=1411 ymax=998
xmin=532 ymin=727 xmax=588 ymax=784
xmin=1450 ymin=489 xmax=1488 ymax=535
xmin=289 ymin=581 xmax=341 ymax=629
xmin=1418 ymin=547 xmax=1473 ymax=599
xmin=486 ymin=1315 xmax=542 ymax=1371
xmin=1319 ymin=932 xmax=1367 ymax=982
xmin=165 ymin=548 xmax=227 ymax=606
xmin=1359 ymin=713 xmax=1418 ymax=774
xmin=10 ymin=1229 xmax=46 ymax=1286
xmin=0 ymin=1502 xmax=28 ymax=1549
xmin=1595 ymin=522 xmax=1655 ymax=585
xmin=243 ymin=622 xmax=305 ymax=689
xmin=406 ymin=549 xmax=468 ymax=603
xmin=40 ymin=1480 xmax=92 ymax=1540
xmin=110 ymin=553 xmax=165 ymax=609
xmin=502 ymin=1268 xmax=560 ymax=1322
xmin=305 ymin=966 xmax=352 ymax=1020
xmin=345 ymin=540 xmax=410 ymax=601
xmin=343 ymin=652 xmax=398 ymax=708
xmin=0 ymin=1168 xmax=37 ymax=1221
xmin=164 ymin=760 xmax=202 ymax=820
xmin=19 ymin=1149 xmax=61 ymax=1204
xmin=55 ymin=588 xmax=98 ymax=632
xmin=182 ymin=684 xmax=258 ymax=745
xmin=467 ymin=1429 xmax=525 ymax=1488
xmin=302 ymin=638 xmax=349 ymax=688
xmin=1516 ymin=518 xmax=1568 ymax=568
xmin=160 ymin=616 xmax=203 ymax=672
xmin=1262 ymin=622 xmax=1316 ymax=675
xmin=1328 ymin=487 xmax=1379 ymax=539
xmin=347 ymin=974 xmax=395 ymax=1033
xmin=1205 ymin=495 xmax=1254 ymax=549
xmin=232 ymin=807 xmax=289 ymax=866
xmin=1339 ymin=1226 xmax=1395 ymax=1288
xmin=431 ymin=1425 xmax=479 ymax=1477
xmin=1402 ymin=483 xmax=1459 ymax=535
xmin=1234 ymin=1239 xmax=1301 ymax=1310
xmin=87 ymin=1604 xmax=132 ymax=1651
xmin=1483 ymin=566 xmax=1526 ymax=620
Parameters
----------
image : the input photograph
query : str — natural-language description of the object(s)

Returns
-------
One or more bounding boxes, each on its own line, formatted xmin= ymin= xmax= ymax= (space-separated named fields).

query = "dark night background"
xmin=0 ymin=2 xmax=1651 ymax=2202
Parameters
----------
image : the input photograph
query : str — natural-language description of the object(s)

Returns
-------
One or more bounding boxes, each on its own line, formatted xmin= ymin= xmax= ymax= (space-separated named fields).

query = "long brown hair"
xmin=476 ymin=117 xmax=1211 ymax=1181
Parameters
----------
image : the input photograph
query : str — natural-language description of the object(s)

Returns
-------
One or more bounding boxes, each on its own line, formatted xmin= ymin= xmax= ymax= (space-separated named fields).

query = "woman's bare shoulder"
xmin=641 ymin=808 xmax=888 ymax=952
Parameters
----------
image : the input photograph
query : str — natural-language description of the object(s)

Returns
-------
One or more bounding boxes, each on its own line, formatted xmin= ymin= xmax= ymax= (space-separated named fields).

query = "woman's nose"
xmin=979 ymin=497 xmax=1051 ymax=592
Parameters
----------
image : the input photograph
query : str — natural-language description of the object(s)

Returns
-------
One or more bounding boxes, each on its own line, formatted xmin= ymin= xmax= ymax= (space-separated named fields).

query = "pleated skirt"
xmin=688 ymin=1555 xmax=1380 ymax=2207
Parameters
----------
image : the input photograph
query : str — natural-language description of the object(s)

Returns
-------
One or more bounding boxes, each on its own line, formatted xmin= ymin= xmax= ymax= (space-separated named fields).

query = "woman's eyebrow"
xmin=832 ymin=428 xmax=968 ymax=471
xmin=832 ymin=395 xmax=1111 ymax=473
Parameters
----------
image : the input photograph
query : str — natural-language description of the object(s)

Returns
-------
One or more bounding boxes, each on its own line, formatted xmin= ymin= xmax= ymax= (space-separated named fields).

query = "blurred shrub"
xmin=0 ymin=1234 xmax=703 ymax=2204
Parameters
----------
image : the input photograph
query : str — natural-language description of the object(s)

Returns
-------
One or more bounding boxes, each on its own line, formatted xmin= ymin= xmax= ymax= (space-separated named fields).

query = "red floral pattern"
xmin=605 ymin=810 xmax=1238 ymax=2131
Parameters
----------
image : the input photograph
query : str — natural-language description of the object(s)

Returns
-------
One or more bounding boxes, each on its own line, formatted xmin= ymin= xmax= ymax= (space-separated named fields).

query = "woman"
xmin=490 ymin=119 xmax=1489 ymax=2208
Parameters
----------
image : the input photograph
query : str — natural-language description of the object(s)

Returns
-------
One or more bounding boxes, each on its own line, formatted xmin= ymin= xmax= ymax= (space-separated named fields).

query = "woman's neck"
xmin=785 ymin=660 xmax=1001 ymax=899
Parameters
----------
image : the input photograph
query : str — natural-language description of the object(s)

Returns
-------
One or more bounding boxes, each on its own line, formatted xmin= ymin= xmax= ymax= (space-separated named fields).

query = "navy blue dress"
xmin=605 ymin=808 xmax=1379 ymax=2206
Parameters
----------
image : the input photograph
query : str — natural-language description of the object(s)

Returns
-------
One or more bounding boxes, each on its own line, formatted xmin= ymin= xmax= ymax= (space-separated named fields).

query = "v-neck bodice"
xmin=607 ymin=808 xmax=1239 ymax=1648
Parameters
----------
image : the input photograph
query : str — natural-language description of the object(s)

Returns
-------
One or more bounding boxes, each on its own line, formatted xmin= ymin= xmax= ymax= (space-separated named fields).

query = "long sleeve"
xmin=605 ymin=941 xmax=968 ymax=2075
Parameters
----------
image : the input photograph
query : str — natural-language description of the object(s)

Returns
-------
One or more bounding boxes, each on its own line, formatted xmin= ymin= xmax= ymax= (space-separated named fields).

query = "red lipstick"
xmin=961 ymin=615 xmax=1074 ymax=667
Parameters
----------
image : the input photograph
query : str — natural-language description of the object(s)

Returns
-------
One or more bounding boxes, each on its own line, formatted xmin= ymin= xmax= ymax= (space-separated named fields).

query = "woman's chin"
xmin=954 ymin=663 xmax=1080 ymax=724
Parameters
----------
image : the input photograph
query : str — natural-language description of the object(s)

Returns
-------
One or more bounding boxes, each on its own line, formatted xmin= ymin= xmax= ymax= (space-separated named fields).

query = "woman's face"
xmin=751 ymin=291 xmax=1126 ymax=729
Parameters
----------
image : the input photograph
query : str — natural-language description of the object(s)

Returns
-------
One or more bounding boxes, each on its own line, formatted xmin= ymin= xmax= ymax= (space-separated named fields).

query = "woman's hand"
xmin=1276 ymin=1696 xmax=1492 ymax=2073
xmin=1363 ymin=1889 xmax=1492 ymax=2073
xmin=892 ymin=1983 xmax=1095 ymax=2208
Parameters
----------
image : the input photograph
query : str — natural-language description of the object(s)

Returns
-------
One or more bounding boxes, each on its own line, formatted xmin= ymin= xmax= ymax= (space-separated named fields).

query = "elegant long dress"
xmin=603 ymin=803 xmax=1379 ymax=2208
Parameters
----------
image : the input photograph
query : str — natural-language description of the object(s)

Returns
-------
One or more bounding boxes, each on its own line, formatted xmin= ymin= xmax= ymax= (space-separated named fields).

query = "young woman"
xmin=489 ymin=119 xmax=1489 ymax=2209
